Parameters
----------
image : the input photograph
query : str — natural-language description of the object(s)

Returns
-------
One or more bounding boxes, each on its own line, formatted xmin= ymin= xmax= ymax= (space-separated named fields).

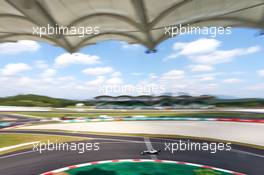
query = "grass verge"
xmin=0 ymin=133 xmax=88 ymax=155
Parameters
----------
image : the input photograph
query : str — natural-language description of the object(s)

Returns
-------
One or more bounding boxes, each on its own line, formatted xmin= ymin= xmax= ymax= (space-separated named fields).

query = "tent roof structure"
xmin=0 ymin=0 xmax=264 ymax=52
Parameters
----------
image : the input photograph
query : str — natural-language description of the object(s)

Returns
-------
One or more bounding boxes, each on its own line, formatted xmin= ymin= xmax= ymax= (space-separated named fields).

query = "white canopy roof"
xmin=1 ymin=0 xmax=264 ymax=52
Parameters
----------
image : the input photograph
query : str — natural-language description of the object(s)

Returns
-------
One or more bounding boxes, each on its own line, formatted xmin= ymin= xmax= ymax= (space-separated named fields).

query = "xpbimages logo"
xmin=164 ymin=140 xmax=232 ymax=154
xmin=32 ymin=140 xmax=100 ymax=154
xmin=32 ymin=24 xmax=100 ymax=37
xmin=165 ymin=24 xmax=232 ymax=37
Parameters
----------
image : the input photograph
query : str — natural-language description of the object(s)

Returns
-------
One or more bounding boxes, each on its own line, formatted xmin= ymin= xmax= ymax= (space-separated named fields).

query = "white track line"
xmin=232 ymin=149 xmax=264 ymax=158
xmin=0 ymin=141 xmax=39 ymax=152
xmin=0 ymin=150 xmax=36 ymax=159
xmin=144 ymin=137 xmax=157 ymax=159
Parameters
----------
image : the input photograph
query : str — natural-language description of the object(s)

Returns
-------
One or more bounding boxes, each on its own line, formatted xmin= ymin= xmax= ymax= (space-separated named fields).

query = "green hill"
xmin=0 ymin=94 xmax=79 ymax=107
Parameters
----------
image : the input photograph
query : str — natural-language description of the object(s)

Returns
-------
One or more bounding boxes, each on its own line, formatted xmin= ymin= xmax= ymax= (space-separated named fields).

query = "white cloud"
xmin=165 ymin=38 xmax=260 ymax=64
xmin=191 ymin=46 xmax=260 ymax=65
xmin=174 ymin=38 xmax=220 ymax=55
xmin=41 ymin=69 xmax=57 ymax=78
xmin=35 ymin=60 xmax=48 ymax=69
xmin=199 ymin=76 xmax=215 ymax=81
xmin=57 ymin=76 xmax=75 ymax=82
xmin=229 ymin=71 xmax=245 ymax=75
xmin=144 ymin=70 xmax=221 ymax=95
xmin=149 ymin=73 xmax=158 ymax=80
xmin=165 ymin=38 xmax=220 ymax=60
xmin=131 ymin=72 xmax=143 ymax=76
xmin=18 ymin=76 xmax=34 ymax=86
xmin=111 ymin=71 xmax=122 ymax=77
xmin=0 ymin=40 xmax=40 ymax=55
xmin=246 ymin=46 xmax=261 ymax=54
xmin=189 ymin=64 xmax=214 ymax=72
xmin=86 ymin=76 xmax=105 ymax=86
xmin=120 ymin=42 xmax=141 ymax=49
xmin=55 ymin=53 xmax=100 ymax=67
xmin=223 ymin=78 xmax=242 ymax=84
xmin=163 ymin=70 xmax=185 ymax=77
xmin=1 ymin=63 xmax=31 ymax=76
xmin=82 ymin=66 xmax=114 ymax=76
xmin=258 ymin=69 xmax=264 ymax=77
xmin=161 ymin=70 xmax=185 ymax=80
xmin=106 ymin=77 xmax=123 ymax=85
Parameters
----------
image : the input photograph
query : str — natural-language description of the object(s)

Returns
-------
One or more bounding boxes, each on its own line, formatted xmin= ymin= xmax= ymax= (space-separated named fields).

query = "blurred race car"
xmin=140 ymin=149 xmax=161 ymax=155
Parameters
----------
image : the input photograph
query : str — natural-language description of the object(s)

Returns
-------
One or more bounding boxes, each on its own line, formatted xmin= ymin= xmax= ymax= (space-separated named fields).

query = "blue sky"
xmin=0 ymin=28 xmax=263 ymax=99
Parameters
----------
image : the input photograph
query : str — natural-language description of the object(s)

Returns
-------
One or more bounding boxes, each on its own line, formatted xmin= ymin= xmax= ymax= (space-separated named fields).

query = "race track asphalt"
xmin=0 ymin=130 xmax=263 ymax=175
xmin=0 ymin=114 xmax=40 ymax=129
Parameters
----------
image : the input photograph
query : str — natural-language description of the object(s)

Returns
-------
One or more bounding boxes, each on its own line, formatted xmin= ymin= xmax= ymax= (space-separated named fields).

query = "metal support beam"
xmin=131 ymin=0 xmax=155 ymax=51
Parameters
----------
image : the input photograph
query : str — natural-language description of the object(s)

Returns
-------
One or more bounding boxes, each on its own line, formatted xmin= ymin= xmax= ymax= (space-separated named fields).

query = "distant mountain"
xmin=0 ymin=94 xmax=80 ymax=107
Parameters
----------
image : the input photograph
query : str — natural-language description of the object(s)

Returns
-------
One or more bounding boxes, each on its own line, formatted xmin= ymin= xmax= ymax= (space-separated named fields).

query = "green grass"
xmin=6 ymin=110 xmax=264 ymax=118
xmin=0 ymin=133 xmax=88 ymax=155
xmin=65 ymin=162 xmax=233 ymax=175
